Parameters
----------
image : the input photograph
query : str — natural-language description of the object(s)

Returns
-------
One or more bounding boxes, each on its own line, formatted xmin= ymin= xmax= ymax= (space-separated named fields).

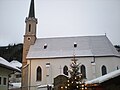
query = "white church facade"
xmin=22 ymin=0 xmax=120 ymax=90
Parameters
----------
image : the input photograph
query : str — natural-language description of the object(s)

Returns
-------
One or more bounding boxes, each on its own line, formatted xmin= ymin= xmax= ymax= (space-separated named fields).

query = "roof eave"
xmin=26 ymin=55 xmax=120 ymax=60
xmin=0 ymin=64 xmax=21 ymax=72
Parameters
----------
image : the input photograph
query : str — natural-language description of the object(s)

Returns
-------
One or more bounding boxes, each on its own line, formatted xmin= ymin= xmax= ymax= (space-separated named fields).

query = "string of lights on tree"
xmin=60 ymin=57 xmax=88 ymax=90
xmin=58 ymin=56 xmax=99 ymax=90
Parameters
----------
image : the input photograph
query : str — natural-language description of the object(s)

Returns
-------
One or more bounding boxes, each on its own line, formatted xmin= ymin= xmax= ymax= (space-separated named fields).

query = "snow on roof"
xmin=27 ymin=35 xmax=120 ymax=59
xmin=10 ymin=60 xmax=22 ymax=68
xmin=86 ymin=69 xmax=120 ymax=84
xmin=0 ymin=57 xmax=20 ymax=72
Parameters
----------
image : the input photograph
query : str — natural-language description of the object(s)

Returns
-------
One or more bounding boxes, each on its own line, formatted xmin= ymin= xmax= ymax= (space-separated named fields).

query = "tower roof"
xmin=29 ymin=0 xmax=35 ymax=18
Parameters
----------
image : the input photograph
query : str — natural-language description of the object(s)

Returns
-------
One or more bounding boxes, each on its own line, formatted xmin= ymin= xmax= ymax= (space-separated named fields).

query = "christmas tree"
xmin=60 ymin=57 xmax=87 ymax=90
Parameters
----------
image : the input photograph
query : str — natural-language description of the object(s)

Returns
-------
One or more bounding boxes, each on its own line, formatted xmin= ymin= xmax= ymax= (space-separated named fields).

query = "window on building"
xmin=29 ymin=24 xmax=31 ymax=32
xmin=117 ymin=66 xmax=119 ymax=70
xmin=102 ymin=65 xmax=107 ymax=76
xmin=117 ymin=65 xmax=120 ymax=70
xmin=81 ymin=65 xmax=86 ymax=78
xmin=63 ymin=66 xmax=68 ymax=76
xmin=44 ymin=43 xmax=47 ymax=49
xmin=74 ymin=42 xmax=77 ymax=48
xmin=3 ymin=77 xmax=7 ymax=85
xmin=36 ymin=66 xmax=42 ymax=81
xmin=46 ymin=63 xmax=50 ymax=68
xmin=0 ymin=77 xmax=1 ymax=85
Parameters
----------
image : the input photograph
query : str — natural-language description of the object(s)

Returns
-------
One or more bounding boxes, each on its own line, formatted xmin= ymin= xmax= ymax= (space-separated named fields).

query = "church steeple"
xmin=23 ymin=0 xmax=37 ymax=66
xmin=29 ymin=0 xmax=35 ymax=18
xmin=22 ymin=0 xmax=38 ymax=89
xmin=24 ymin=0 xmax=37 ymax=43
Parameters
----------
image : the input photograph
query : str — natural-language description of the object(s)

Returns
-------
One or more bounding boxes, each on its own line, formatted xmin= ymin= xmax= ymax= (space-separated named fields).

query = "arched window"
xmin=36 ymin=66 xmax=42 ymax=81
xmin=29 ymin=24 xmax=31 ymax=32
xmin=102 ymin=65 xmax=107 ymax=76
xmin=63 ymin=66 xmax=68 ymax=76
xmin=81 ymin=65 xmax=86 ymax=78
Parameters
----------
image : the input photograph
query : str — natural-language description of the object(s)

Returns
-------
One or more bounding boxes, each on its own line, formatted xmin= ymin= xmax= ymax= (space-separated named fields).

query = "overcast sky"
xmin=0 ymin=0 xmax=120 ymax=46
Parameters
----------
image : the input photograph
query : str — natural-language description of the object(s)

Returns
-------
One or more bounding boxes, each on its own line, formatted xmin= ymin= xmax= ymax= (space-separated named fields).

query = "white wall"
xmin=95 ymin=56 xmax=120 ymax=77
xmin=0 ymin=67 xmax=12 ymax=90
xmin=27 ymin=56 xmax=120 ymax=90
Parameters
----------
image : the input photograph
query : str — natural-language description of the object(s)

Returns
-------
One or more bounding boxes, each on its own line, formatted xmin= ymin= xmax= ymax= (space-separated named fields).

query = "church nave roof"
xmin=27 ymin=35 xmax=120 ymax=59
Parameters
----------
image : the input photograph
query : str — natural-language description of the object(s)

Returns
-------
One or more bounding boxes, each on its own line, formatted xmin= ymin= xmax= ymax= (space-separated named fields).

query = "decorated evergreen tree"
xmin=60 ymin=57 xmax=87 ymax=90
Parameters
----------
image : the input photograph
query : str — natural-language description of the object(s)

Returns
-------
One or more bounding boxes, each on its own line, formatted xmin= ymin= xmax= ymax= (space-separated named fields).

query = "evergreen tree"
xmin=60 ymin=57 xmax=87 ymax=90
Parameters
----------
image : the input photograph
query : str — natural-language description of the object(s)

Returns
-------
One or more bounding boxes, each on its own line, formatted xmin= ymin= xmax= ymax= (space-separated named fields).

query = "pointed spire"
xmin=29 ymin=0 xmax=35 ymax=18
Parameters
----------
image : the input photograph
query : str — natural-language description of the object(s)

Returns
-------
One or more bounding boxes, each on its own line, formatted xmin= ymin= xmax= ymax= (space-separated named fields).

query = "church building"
xmin=22 ymin=0 xmax=120 ymax=90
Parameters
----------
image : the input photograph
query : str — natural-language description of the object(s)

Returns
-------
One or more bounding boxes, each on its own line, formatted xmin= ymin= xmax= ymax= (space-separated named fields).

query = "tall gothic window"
xmin=63 ymin=65 xmax=68 ymax=76
xmin=81 ymin=65 xmax=86 ymax=78
xmin=36 ymin=66 xmax=42 ymax=81
xmin=102 ymin=65 xmax=107 ymax=76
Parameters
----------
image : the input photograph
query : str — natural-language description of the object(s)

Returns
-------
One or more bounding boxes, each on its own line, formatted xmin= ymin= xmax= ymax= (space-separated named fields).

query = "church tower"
xmin=22 ymin=0 xmax=37 ymax=90
xmin=22 ymin=0 xmax=37 ymax=66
